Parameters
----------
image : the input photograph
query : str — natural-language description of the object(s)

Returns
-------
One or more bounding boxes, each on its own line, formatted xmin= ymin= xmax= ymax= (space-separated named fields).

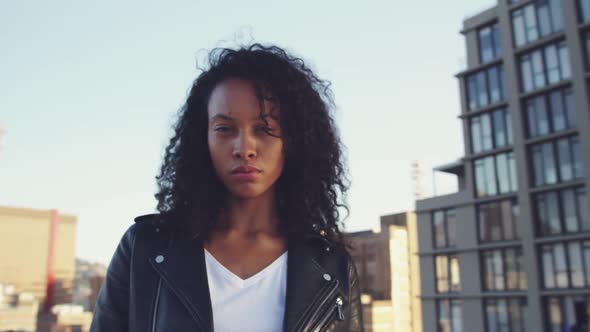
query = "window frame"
xmin=481 ymin=247 xmax=526 ymax=291
xmin=540 ymin=240 xmax=590 ymax=289
xmin=432 ymin=209 xmax=457 ymax=249
xmin=437 ymin=299 xmax=463 ymax=332
xmin=466 ymin=65 xmax=506 ymax=112
xmin=530 ymin=136 xmax=584 ymax=187
xmin=511 ymin=1 xmax=564 ymax=48
xmin=478 ymin=22 xmax=503 ymax=64
xmin=470 ymin=108 xmax=513 ymax=154
xmin=519 ymin=41 xmax=571 ymax=93
xmin=474 ymin=152 xmax=518 ymax=198
xmin=544 ymin=295 xmax=590 ymax=331
xmin=477 ymin=199 xmax=520 ymax=243
xmin=435 ymin=254 xmax=461 ymax=293
xmin=534 ymin=186 xmax=589 ymax=236
xmin=484 ymin=297 xmax=527 ymax=332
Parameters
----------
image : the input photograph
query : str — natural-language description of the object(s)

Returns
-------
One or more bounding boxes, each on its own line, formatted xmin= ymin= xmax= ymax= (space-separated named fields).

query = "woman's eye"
xmin=214 ymin=127 xmax=230 ymax=132
xmin=256 ymin=126 xmax=273 ymax=133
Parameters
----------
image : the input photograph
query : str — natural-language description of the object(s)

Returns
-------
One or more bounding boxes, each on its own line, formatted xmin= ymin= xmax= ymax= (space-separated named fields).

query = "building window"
xmin=534 ymin=187 xmax=589 ymax=236
xmin=436 ymin=254 xmax=461 ymax=293
xmin=581 ymin=0 xmax=590 ymax=23
xmin=541 ymin=240 xmax=590 ymax=289
xmin=545 ymin=296 xmax=590 ymax=331
xmin=437 ymin=299 xmax=463 ymax=332
xmin=466 ymin=65 xmax=506 ymax=111
xmin=526 ymin=88 xmax=576 ymax=137
xmin=520 ymin=41 xmax=571 ymax=93
xmin=482 ymin=248 xmax=527 ymax=291
xmin=474 ymin=152 xmax=518 ymax=198
xmin=479 ymin=22 xmax=502 ymax=63
xmin=432 ymin=209 xmax=457 ymax=248
xmin=531 ymin=136 xmax=584 ymax=187
xmin=585 ymin=32 xmax=590 ymax=70
xmin=478 ymin=199 xmax=520 ymax=242
xmin=484 ymin=298 xmax=527 ymax=332
xmin=471 ymin=108 xmax=513 ymax=153
xmin=512 ymin=0 xmax=564 ymax=47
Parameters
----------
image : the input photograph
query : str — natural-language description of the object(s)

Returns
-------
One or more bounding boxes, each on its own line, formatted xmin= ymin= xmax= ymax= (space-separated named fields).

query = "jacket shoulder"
xmin=134 ymin=213 xmax=160 ymax=225
xmin=133 ymin=213 xmax=174 ymax=230
xmin=303 ymin=234 xmax=355 ymax=278
xmin=304 ymin=233 xmax=353 ymax=261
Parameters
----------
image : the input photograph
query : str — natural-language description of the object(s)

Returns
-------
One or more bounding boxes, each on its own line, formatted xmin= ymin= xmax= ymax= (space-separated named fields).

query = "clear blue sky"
xmin=0 ymin=0 xmax=495 ymax=265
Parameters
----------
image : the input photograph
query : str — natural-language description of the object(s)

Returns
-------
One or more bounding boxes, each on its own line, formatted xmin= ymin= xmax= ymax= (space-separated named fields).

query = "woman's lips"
xmin=230 ymin=165 xmax=261 ymax=181
xmin=231 ymin=165 xmax=261 ymax=173
xmin=231 ymin=171 xmax=260 ymax=181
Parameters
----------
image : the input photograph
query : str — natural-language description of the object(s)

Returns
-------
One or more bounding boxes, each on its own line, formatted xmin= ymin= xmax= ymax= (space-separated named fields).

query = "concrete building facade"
xmin=347 ymin=212 xmax=422 ymax=332
xmin=416 ymin=1 xmax=590 ymax=331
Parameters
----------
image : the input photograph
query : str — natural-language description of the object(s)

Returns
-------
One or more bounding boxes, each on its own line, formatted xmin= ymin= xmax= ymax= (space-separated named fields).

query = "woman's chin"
xmin=225 ymin=181 xmax=277 ymax=201
xmin=227 ymin=187 xmax=266 ymax=200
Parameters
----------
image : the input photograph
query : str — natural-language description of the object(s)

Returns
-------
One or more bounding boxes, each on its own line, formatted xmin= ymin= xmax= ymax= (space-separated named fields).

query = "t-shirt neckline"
xmin=204 ymin=248 xmax=288 ymax=288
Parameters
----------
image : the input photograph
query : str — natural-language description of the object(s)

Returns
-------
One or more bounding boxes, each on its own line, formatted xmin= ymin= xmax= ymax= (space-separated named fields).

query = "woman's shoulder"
xmin=113 ymin=213 xmax=177 ymax=254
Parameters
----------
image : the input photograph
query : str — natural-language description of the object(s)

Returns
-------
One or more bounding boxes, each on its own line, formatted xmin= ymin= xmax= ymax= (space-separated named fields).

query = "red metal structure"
xmin=45 ymin=209 xmax=59 ymax=311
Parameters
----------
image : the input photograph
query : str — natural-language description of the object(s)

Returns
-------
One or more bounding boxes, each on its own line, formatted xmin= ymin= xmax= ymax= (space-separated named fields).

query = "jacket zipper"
xmin=335 ymin=297 xmax=344 ymax=320
xmin=297 ymin=279 xmax=346 ymax=331
xmin=311 ymin=296 xmax=345 ymax=332
xmin=151 ymin=278 xmax=163 ymax=332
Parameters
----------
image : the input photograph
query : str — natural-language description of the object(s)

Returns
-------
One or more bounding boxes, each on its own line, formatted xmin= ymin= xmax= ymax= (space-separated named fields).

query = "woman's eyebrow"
xmin=210 ymin=113 xmax=278 ymax=123
xmin=209 ymin=114 xmax=234 ymax=122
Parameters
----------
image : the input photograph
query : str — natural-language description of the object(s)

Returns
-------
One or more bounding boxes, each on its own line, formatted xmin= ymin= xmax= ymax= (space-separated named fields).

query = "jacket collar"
xmin=148 ymin=232 xmax=334 ymax=332
xmin=149 ymin=235 xmax=213 ymax=331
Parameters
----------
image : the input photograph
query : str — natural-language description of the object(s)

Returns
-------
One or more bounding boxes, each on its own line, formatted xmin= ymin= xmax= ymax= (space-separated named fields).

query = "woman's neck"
xmin=219 ymin=191 xmax=281 ymax=237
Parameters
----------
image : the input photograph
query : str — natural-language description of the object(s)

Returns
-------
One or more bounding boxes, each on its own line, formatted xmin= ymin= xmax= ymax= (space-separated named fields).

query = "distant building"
xmin=416 ymin=1 xmax=590 ymax=331
xmin=0 ymin=206 xmax=77 ymax=309
xmin=72 ymin=258 xmax=106 ymax=312
xmin=361 ymin=295 xmax=395 ymax=332
xmin=346 ymin=211 xmax=422 ymax=332
xmin=37 ymin=304 xmax=93 ymax=332
xmin=0 ymin=283 xmax=38 ymax=332
xmin=347 ymin=230 xmax=388 ymax=299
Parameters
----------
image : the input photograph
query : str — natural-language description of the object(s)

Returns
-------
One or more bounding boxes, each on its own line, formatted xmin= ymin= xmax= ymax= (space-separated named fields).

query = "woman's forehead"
xmin=208 ymin=79 xmax=279 ymax=121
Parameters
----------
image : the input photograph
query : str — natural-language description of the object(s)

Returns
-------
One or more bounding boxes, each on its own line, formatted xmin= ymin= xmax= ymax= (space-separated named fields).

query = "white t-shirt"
xmin=204 ymin=249 xmax=288 ymax=332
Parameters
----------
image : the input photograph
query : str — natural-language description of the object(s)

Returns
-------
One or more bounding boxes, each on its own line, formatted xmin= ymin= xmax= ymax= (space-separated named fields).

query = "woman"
xmin=90 ymin=44 xmax=362 ymax=332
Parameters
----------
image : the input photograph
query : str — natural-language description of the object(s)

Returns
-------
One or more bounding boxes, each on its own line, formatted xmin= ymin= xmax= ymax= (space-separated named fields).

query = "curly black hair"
xmin=155 ymin=43 xmax=349 ymax=244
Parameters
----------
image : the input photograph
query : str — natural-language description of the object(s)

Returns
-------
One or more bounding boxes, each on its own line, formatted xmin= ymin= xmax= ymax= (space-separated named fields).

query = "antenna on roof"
xmin=411 ymin=160 xmax=424 ymax=200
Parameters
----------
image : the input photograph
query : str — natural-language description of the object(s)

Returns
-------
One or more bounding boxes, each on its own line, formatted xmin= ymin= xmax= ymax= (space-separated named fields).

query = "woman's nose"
xmin=233 ymin=132 xmax=257 ymax=160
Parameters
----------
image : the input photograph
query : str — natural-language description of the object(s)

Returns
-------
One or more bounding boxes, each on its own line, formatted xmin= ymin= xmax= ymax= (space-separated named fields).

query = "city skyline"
xmin=1 ymin=0 xmax=494 ymax=265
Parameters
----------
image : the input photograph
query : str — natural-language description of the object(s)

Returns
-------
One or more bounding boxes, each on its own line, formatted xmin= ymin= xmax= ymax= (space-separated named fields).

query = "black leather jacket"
xmin=90 ymin=214 xmax=363 ymax=332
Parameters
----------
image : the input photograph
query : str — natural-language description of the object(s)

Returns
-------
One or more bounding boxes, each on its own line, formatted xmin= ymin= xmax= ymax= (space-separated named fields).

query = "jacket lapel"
xmin=283 ymin=239 xmax=333 ymax=332
xmin=148 ymin=232 xmax=333 ymax=332
xmin=149 ymin=236 xmax=213 ymax=331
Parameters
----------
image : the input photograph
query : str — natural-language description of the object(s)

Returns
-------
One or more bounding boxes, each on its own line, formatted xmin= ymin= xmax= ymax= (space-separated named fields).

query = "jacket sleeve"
xmin=90 ymin=225 xmax=136 ymax=332
xmin=348 ymin=256 xmax=364 ymax=331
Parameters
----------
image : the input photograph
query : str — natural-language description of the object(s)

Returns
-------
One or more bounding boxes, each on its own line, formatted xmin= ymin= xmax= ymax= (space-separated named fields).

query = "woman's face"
xmin=207 ymin=79 xmax=285 ymax=200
